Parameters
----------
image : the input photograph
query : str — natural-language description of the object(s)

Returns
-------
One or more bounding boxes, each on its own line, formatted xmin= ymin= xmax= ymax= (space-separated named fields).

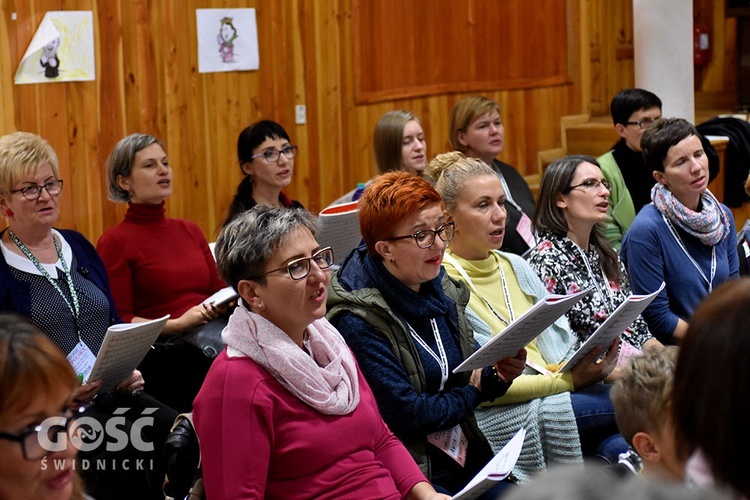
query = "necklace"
xmin=573 ymin=244 xmax=616 ymax=313
xmin=443 ymin=252 xmax=514 ymax=326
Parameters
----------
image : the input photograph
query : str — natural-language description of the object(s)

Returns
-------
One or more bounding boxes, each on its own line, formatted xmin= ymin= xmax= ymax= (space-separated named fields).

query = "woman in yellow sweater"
xmin=429 ymin=152 xmax=626 ymax=480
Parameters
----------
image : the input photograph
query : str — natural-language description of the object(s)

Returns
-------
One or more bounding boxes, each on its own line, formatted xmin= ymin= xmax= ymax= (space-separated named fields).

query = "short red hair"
xmin=359 ymin=171 xmax=444 ymax=254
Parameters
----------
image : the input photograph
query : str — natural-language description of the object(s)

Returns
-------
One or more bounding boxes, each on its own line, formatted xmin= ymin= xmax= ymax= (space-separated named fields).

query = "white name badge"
xmin=427 ymin=424 xmax=468 ymax=466
xmin=67 ymin=340 xmax=96 ymax=383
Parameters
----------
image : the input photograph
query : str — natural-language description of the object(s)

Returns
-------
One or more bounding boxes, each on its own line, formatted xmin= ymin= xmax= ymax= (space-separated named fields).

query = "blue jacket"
xmin=0 ymin=228 xmax=120 ymax=326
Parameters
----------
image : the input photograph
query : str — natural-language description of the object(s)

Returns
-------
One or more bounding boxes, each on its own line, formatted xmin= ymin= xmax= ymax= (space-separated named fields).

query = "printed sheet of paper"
xmin=316 ymin=201 xmax=362 ymax=265
xmin=196 ymin=8 xmax=259 ymax=73
xmin=451 ymin=427 xmax=526 ymax=500
xmin=558 ymin=282 xmax=665 ymax=372
xmin=14 ymin=11 xmax=95 ymax=84
xmin=454 ymin=288 xmax=593 ymax=373
xmin=87 ymin=315 xmax=169 ymax=393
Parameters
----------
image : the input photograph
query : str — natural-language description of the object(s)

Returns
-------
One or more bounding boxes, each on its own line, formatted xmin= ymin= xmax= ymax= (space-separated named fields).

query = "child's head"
xmin=611 ymin=346 xmax=684 ymax=481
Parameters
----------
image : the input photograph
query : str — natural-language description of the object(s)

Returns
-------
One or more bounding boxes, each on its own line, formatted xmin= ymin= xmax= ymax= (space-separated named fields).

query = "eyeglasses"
xmin=0 ymin=408 xmax=77 ymax=461
xmin=564 ymin=178 xmax=612 ymax=193
xmin=253 ymin=246 xmax=334 ymax=281
xmin=10 ymin=180 xmax=63 ymax=201
xmin=626 ymin=118 xmax=659 ymax=130
xmin=384 ymin=222 xmax=455 ymax=249
xmin=250 ymin=145 xmax=298 ymax=163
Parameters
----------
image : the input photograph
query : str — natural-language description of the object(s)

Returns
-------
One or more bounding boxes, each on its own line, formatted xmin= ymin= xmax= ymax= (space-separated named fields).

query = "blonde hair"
xmin=610 ymin=346 xmax=679 ymax=444
xmin=428 ymin=151 xmax=498 ymax=213
xmin=0 ymin=132 xmax=60 ymax=196
xmin=449 ymin=96 xmax=501 ymax=153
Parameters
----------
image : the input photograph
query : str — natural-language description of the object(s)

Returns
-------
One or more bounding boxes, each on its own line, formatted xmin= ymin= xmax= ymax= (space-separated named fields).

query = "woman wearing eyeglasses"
xmin=527 ymin=155 xmax=659 ymax=355
xmin=194 ymin=206 xmax=448 ymax=500
xmin=0 ymin=314 xmax=89 ymax=500
xmin=223 ymin=119 xmax=303 ymax=226
xmin=0 ymin=132 xmax=177 ymax=499
xmin=97 ymin=133 xmax=230 ymax=413
xmin=621 ymin=118 xmax=739 ymax=345
xmin=327 ymin=171 xmax=526 ymax=496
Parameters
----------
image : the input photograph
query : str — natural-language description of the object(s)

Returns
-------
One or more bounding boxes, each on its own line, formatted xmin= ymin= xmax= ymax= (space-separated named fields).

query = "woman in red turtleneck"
xmin=97 ymin=133 xmax=228 ymax=412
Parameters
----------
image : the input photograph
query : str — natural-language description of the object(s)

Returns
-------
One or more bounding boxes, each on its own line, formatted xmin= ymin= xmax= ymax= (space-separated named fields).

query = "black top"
xmin=491 ymin=160 xmax=536 ymax=256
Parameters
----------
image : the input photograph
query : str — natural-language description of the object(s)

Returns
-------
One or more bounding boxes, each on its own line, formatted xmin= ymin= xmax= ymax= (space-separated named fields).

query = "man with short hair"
xmin=598 ymin=88 xmax=662 ymax=250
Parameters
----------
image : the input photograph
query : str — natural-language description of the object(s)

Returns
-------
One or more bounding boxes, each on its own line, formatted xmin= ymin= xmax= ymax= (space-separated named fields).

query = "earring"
xmin=5 ymin=209 xmax=13 ymax=217
xmin=257 ymin=301 xmax=263 ymax=310
xmin=389 ymin=258 xmax=394 ymax=263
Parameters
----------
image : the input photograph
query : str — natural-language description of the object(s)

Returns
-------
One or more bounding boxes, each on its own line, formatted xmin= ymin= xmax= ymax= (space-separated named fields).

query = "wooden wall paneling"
xmin=0 ymin=2 xmax=17 ymax=135
xmin=97 ymin=0 xmax=128 ymax=237
xmin=352 ymin=0 xmax=569 ymax=103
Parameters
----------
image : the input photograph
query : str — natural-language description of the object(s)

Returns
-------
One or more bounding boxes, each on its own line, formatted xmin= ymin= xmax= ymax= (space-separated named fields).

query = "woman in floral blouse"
xmin=527 ymin=155 xmax=661 ymax=355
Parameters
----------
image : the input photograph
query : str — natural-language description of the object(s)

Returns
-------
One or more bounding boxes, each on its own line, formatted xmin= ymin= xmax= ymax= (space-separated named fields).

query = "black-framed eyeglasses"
xmin=252 ymin=246 xmax=334 ymax=281
xmin=10 ymin=180 xmax=63 ymax=201
xmin=564 ymin=178 xmax=612 ymax=194
xmin=383 ymin=221 xmax=455 ymax=249
xmin=0 ymin=408 xmax=78 ymax=461
xmin=626 ymin=118 xmax=659 ymax=130
xmin=250 ymin=145 xmax=298 ymax=163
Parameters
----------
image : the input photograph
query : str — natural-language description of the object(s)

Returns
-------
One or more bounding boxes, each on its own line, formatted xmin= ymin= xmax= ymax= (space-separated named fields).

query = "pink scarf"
xmin=652 ymin=184 xmax=730 ymax=246
xmin=222 ymin=303 xmax=360 ymax=415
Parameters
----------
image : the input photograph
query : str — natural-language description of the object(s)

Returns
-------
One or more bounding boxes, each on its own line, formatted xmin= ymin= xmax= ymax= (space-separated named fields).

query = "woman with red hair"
xmin=327 ymin=171 xmax=526 ymax=496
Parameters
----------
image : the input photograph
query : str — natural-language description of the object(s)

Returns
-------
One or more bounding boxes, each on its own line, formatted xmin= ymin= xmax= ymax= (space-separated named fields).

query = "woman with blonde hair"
xmin=449 ymin=96 xmax=536 ymax=255
xmin=431 ymin=152 xmax=625 ymax=474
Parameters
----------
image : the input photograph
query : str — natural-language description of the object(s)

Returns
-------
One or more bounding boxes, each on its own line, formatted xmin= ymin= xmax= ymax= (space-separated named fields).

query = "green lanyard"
xmin=9 ymin=229 xmax=82 ymax=337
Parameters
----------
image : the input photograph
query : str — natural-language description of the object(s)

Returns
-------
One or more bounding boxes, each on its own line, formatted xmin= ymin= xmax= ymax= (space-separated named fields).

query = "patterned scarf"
xmin=651 ymin=183 xmax=730 ymax=246
xmin=222 ymin=302 xmax=360 ymax=415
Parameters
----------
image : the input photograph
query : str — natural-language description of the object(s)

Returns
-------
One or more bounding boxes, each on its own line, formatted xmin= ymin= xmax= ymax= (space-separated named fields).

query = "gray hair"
xmin=106 ymin=133 xmax=164 ymax=202
xmin=215 ymin=206 xmax=318 ymax=288
xmin=428 ymin=151 xmax=498 ymax=213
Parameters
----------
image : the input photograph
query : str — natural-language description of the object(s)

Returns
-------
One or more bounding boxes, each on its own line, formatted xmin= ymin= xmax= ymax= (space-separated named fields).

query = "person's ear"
xmin=615 ymin=123 xmax=628 ymax=139
xmin=555 ymin=194 xmax=568 ymax=210
xmin=237 ymin=279 xmax=264 ymax=311
xmin=632 ymin=431 xmax=661 ymax=464
xmin=457 ymin=129 xmax=469 ymax=149
xmin=240 ymin=161 xmax=253 ymax=177
xmin=374 ymin=240 xmax=393 ymax=262
xmin=653 ymin=170 xmax=666 ymax=185
xmin=116 ymin=175 xmax=130 ymax=193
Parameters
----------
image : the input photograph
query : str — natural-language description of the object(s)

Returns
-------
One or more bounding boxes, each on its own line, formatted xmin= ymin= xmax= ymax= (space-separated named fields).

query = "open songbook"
xmin=316 ymin=201 xmax=362 ymax=265
xmin=451 ymin=427 xmax=526 ymax=500
xmin=453 ymin=288 xmax=593 ymax=373
xmin=86 ymin=315 xmax=169 ymax=394
xmin=557 ymin=282 xmax=665 ymax=372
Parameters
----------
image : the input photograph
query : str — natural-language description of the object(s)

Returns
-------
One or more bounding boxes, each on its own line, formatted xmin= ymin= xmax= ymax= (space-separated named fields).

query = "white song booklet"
xmin=557 ymin=282 xmax=665 ymax=372
xmin=86 ymin=315 xmax=169 ymax=394
xmin=451 ymin=427 xmax=526 ymax=500
xmin=454 ymin=288 xmax=593 ymax=373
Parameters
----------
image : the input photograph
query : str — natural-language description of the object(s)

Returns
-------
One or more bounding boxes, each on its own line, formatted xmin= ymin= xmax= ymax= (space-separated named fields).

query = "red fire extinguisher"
xmin=694 ymin=23 xmax=710 ymax=66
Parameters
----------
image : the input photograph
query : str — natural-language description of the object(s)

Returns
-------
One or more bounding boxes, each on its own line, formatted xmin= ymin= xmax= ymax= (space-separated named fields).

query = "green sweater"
xmin=598 ymin=150 xmax=636 ymax=251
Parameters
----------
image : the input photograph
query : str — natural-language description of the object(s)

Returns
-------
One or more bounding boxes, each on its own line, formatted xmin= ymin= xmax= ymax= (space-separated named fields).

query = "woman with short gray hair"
xmin=97 ymin=133 xmax=229 ymax=412
xmin=194 ymin=205 xmax=446 ymax=500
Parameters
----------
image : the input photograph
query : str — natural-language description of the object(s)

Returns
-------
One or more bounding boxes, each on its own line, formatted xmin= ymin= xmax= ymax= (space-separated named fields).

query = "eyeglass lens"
xmin=288 ymin=247 xmax=334 ymax=279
